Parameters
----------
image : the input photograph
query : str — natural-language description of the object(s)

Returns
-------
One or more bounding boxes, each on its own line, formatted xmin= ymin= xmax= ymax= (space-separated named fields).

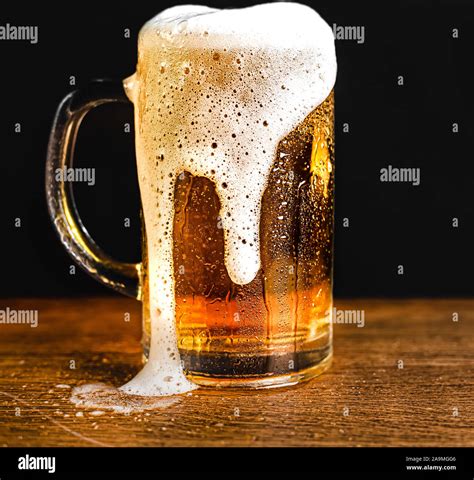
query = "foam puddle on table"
xmin=70 ymin=383 xmax=183 ymax=414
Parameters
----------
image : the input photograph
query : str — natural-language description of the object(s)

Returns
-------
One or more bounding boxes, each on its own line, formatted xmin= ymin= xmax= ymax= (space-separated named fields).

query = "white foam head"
xmin=143 ymin=3 xmax=337 ymax=52
xmin=120 ymin=3 xmax=337 ymax=397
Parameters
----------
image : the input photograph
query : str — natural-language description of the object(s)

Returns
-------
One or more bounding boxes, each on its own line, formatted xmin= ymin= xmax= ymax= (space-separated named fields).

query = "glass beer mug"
xmin=45 ymin=4 xmax=336 ymax=391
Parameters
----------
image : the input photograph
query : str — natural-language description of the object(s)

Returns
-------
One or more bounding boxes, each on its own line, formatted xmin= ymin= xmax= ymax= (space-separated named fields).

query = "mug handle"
xmin=45 ymin=79 xmax=141 ymax=300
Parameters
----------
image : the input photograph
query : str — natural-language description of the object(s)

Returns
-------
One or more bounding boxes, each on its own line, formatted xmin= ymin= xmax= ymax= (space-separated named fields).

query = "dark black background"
xmin=0 ymin=0 xmax=472 ymax=298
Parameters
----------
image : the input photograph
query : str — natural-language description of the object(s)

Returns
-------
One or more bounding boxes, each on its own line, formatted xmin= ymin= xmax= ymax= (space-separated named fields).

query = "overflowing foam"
xmin=120 ymin=3 xmax=337 ymax=396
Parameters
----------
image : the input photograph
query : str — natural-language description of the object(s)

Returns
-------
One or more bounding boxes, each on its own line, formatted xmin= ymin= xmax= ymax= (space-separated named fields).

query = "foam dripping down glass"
xmin=46 ymin=3 xmax=337 ymax=396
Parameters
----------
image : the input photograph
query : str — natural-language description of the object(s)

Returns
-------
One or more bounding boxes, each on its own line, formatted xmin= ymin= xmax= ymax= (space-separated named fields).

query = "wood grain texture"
xmin=0 ymin=297 xmax=472 ymax=447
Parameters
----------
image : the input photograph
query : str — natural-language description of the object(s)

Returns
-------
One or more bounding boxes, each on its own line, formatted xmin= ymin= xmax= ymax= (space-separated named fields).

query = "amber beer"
xmin=140 ymin=90 xmax=335 ymax=387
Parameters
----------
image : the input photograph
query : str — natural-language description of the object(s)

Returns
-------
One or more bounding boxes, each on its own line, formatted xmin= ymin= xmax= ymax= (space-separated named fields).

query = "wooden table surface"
xmin=0 ymin=297 xmax=472 ymax=447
